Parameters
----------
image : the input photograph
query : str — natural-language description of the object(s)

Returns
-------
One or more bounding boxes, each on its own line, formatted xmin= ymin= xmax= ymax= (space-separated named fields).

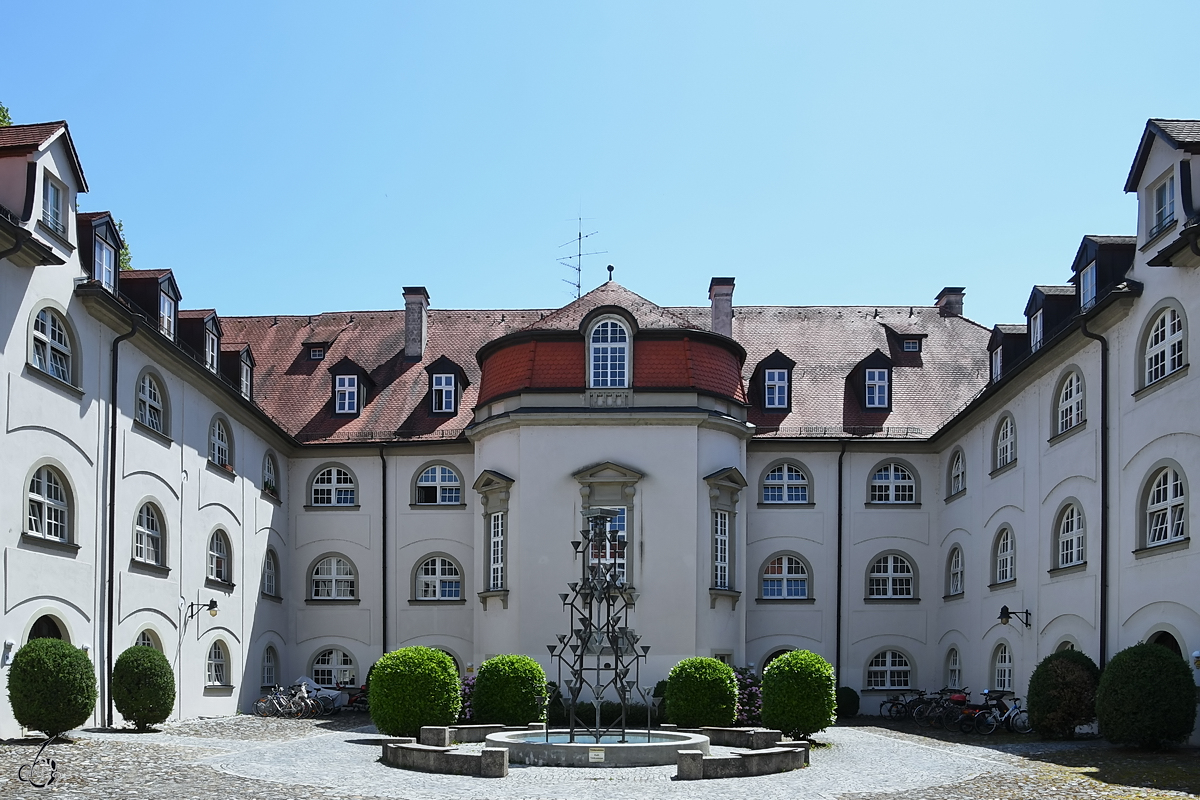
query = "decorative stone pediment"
xmin=573 ymin=461 xmax=643 ymax=505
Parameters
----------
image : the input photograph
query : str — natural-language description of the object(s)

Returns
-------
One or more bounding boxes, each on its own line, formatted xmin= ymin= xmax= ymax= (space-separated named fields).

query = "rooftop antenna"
xmin=558 ymin=213 xmax=607 ymax=300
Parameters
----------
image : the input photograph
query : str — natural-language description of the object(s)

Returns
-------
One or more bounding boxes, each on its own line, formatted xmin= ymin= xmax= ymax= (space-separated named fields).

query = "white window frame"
xmin=95 ymin=238 xmax=116 ymax=291
xmin=261 ymin=646 xmax=277 ymax=687
xmin=137 ymin=373 xmax=166 ymax=434
xmin=589 ymin=507 xmax=628 ymax=583
xmin=159 ymin=290 xmax=175 ymax=339
xmin=1057 ymin=372 xmax=1083 ymax=434
xmin=991 ymin=347 xmax=1002 ymax=382
xmin=1151 ymin=174 xmax=1175 ymax=236
xmin=764 ymin=369 xmax=788 ymax=408
xmin=209 ymin=419 xmax=230 ymax=467
xmin=207 ymin=641 xmax=228 ymax=686
xmin=1057 ymin=505 xmax=1084 ymax=568
xmin=866 ymin=650 xmax=911 ymax=689
xmin=42 ymin=173 xmax=65 ymax=234
xmin=262 ymin=550 xmax=277 ymax=597
xmin=416 ymin=465 xmax=462 ymax=505
xmin=432 ymin=373 xmax=456 ymax=413
xmin=947 ymin=546 xmax=963 ymax=596
xmin=309 ymin=347 xmax=324 ymax=360
xmin=240 ymin=360 xmax=252 ymax=399
xmin=1144 ymin=307 xmax=1185 ymax=386
xmin=870 ymin=462 xmax=915 ymax=504
xmin=311 ymin=556 xmax=356 ymax=599
xmin=1030 ymin=309 xmax=1044 ymax=352
xmin=134 ymin=503 xmax=163 ymax=565
xmin=946 ymin=648 xmax=961 ymax=689
xmin=994 ymin=416 xmax=1016 ymax=469
xmin=135 ymin=630 xmax=158 ymax=650
xmin=1146 ymin=466 xmax=1186 ymax=546
xmin=27 ymin=465 xmax=69 ymax=542
xmin=263 ymin=454 xmax=278 ymax=497
xmin=1080 ymin=263 xmax=1097 ymax=311
xmin=589 ymin=319 xmax=629 ymax=388
xmin=762 ymin=463 xmax=808 ymax=504
xmin=205 ymin=329 xmax=219 ymax=372
xmin=903 ymin=339 xmax=920 ymax=352
xmin=32 ymin=308 xmax=73 ymax=384
xmin=865 ymin=368 xmax=889 ymax=408
xmin=949 ymin=451 xmax=965 ymax=496
xmin=761 ymin=555 xmax=807 ymax=599
xmin=312 ymin=467 xmax=356 ymax=506
xmin=713 ymin=510 xmax=730 ymax=590
xmin=313 ymin=648 xmax=355 ymax=687
xmin=489 ymin=511 xmax=505 ymax=590
xmin=994 ymin=528 xmax=1015 ymax=584
xmin=335 ymin=375 xmax=358 ymax=414
xmin=993 ymin=643 xmax=1012 ymax=691
xmin=417 ymin=556 xmax=462 ymax=600
xmin=868 ymin=554 xmax=914 ymax=598
xmin=208 ymin=530 xmax=231 ymax=583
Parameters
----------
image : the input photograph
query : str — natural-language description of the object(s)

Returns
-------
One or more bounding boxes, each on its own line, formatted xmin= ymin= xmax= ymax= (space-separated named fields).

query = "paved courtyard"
xmin=0 ymin=714 xmax=1196 ymax=800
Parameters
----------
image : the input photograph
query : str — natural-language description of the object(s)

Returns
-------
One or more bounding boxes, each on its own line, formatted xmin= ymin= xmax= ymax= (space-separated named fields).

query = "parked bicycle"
xmin=912 ymin=687 xmax=968 ymax=728
xmin=879 ymin=689 xmax=924 ymax=720
xmin=253 ymin=683 xmax=339 ymax=718
xmin=972 ymin=691 xmax=1031 ymax=735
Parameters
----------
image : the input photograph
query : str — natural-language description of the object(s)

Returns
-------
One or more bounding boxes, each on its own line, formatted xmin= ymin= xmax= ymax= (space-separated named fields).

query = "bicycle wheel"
xmin=911 ymin=702 xmax=930 ymax=726
xmin=923 ymin=705 xmax=945 ymax=728
xmin=887 ymin=701 xmax=907 ymax=720
xmin=253 ymin=697 xmax=272 ymax=717
xmin=1010 ymin=710 xmax=1032 ymax=734
xmin=974 ymin=711 xmax=999 ymax=735
xmin=958 ymin=712 xmax=977 ymax=734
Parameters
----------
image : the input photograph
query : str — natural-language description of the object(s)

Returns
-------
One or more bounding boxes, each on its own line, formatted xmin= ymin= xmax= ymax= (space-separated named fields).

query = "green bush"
xmin=836 ymin=686 xmax=860 ymax=718
xmin=112 ymin=646 xmax=175 ymax=731
xmin=761 ymin=650 xmax=837 ymax=738
xmin=471 ymin=654 xmax=547 ymax=725
xmin=1097 ymin=642 xmax=1196 ymax=749
xmin=1027 ymin=649 xmax=1099 ymax=739
xmin=664 ymin=657 xmax=738 ymax=728
xmin=7 ymin=638 xmax=97 ymax=736
xmin=369 ymin=647 xmax=461 ymax=737
xmin=652 ymin=679 xmax=669 ymax=723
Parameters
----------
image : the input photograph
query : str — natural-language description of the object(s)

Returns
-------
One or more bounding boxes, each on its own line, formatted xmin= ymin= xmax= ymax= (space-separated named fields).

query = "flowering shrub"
xmin=733 ymin=666 xmax=762 ymax=726
xmin=457 ymin=674 xmax=475 ymax=723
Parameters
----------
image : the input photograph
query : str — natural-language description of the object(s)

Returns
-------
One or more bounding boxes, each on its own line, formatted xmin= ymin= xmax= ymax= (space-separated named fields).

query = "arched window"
xmin=1145 ymin=465 xmax=1186 ymax=546
xmin=31 ymin=307 xmax=74 ymax=385
xmin=992 ymin=643 xmax=1012 ymax=691
xmin=866 ymin=650 xmax=911 ymax=688
xmin=761 ymin=555 xmax=808 ymax=599
xmin=946 ymin=546 xmax=964 ymax=596
xmin=311 ymin=467 xmax=356 ymax=506
xmin=948 ymin=450 xmax=965 ymax=496
xmin=134 ymin=502 xmax=164 ymax=565
xmin=136 ymin=373 xmax=167 ymax=435
xmin=312 ymin=648 xmax=355 ymax=687
xmin=27 ymin=465 xmax=71 ymax=542
xmin=262 ymin=550 xmax=278 ymax=597
xmin=29 ymin=615 xmax=64 ymax=642
xmin=311 ymin=556 xmax=356 ymax=599
xmin=135 ymin=630 xmax=161 ymax=650
xmin=209 ymin=418 xmax=231 ymax=468
xmin=1144 ymin=306 xmax=1185 ymax=386
xmin=946 ymin=648 xmax=962 ymax=689
xmin=415 ymin=465 xmax=462 ymax=505
xmin=263 ymin=453 xmax=279 ymax=497
xmin=261 ymin=646 xmax=277 ymax=687
xmin=208 ymin=530 xmax=231 ymax=583
xmin=1056 ymin=372 xmax=1084 ymax=434
xmin=867 ymin=554 xmax=915 ymax=598
xmin=762 ymin=463 xmax=809 ymax=504
xmin=994 ymin=415 xmax=1016 ymax=470
xmin=590 ymin=319 xmax=629 ymax=388
xmin=994 ymin=528 xmax=1015 ymax=584
xmin=869 ymin=462 xmax=916 ymax=504
xmin=207 ymin=640 xmax=229 ymax=685
xmin=1056 ymin=505 xmax=1085 ymax=568
xmin=416 ymin=556 xmax=462 ymax=600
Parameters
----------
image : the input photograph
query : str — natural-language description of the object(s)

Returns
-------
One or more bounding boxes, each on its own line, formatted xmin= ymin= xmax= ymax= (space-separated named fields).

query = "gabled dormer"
xmin=0 ymin=121 xmax=87 ymax=259
xmin=880 ymin=323 xmax=926 ymax=365
xmin=988 ymin=324 xmax=1028 ymax=383
xmin=425 ymin=355 xmax=469 ymax=415
xmin=327 ymin=356 xmax=373 ymax=415
xmin=749 ymin=350 xmax=795 ymax=412
xmin=1023 ymin=286 xmax=1074 ymax=352
xmin=179 ymin=309 xmax=222 ymax=372
xmin=1125 ymin=120 xmax=1200 ymax=264
xmin=121 ymin=269 xmax=181 ymax=340
xmin=849 ymin=350 xmax=893 ymax=411
xmin=219 ymin=342 xmax=255 ymax=400
xmin=76 ymin=211 xmax=123 ymax=292
xmin=1070 ymin=235 xmax=1135 ymax=310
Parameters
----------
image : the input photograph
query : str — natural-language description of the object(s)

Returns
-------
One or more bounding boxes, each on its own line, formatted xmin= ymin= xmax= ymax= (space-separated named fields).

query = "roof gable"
xmin=1125 ymin=119 xmax=1200 ymax=193
xmin=522 ymin=282 xmax=699 ymax=333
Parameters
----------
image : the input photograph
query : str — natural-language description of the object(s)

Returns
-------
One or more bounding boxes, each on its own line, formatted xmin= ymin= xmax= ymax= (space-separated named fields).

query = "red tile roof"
xmin=0 ymin=121 xmax=66 ymax=151
xmin=179 ymin=308 xmax=217 ymax=319
xmin=522 ymin=282 xmax=700 ymax=332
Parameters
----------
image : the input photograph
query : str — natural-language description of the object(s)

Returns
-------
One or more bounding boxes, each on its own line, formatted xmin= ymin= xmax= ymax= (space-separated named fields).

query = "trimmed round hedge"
xmin=113 ymin=645 xmax=175 ymax=731
xmin=1097 ymin=642 xmax=1196 ymax=749
xmin=664 ymin=657 xmax=737 ymax=728
xmin=761 ymin=650 xmax=837 ymax=738
xmin=369 ymin=647 xmax=461 ymax=737
xmin=1026 ymin=649 xmax=1099 ymax=739
xmin=8 ymin=637 xmax=97 ymax=736
xmin=836 ymin=686 xmax=861 ymax=718
xmin=472 ymin=654 xmax=547 ymax=725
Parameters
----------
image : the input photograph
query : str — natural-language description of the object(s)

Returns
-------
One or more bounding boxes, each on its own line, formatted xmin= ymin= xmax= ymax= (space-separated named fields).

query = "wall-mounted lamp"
xmin=997 ymin=605 xmax=1031 ymax=628
xmin=186 ymin=599 xmax=219 ymax=622
xmin=1180 ymin=218 xmax=1200 ymax=258
xmin=1191 ymin=650 xmax=1200 ymax=670
xmin=1 ymin=638 xmax=15 ymax=668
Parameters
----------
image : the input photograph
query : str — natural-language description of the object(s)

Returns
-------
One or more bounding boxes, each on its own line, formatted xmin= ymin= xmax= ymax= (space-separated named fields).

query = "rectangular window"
xmin=490 ymin=512 xmax=505 ymax=590
xmin=433 ymin=374 xmax=456 ymax=412
xmin=1152 ymin=175 xmax=1175 ymax=236
xmin=1030 ymin=310 xmax=1043 ymax=352
xmin=865 ymin=369 xmax=889 ymax=408
xmin=95 ymin=240 xmax=116 ymax=291
xmin=589 ymin=507 xmax=627 ymax=581
xmin=764 ymin=369 xmax=788 ymax=408
xmin=713 ymin=510 xmax=729 ymax=590
xmin=159 ymin=291 xmax=175 ymax=338
xmin=903 ymin=339 xmax=919 ymax=352
xmin=991 ymin=348 xmax=1002 ymax=381
xmin=1080 ymin=263 xmax=1097 ymax=311
xmin=310 ymin=347 xmax=324 ymax=360
xmin=42 ymin=176 xmax=64 ymax=234
xmin=240 ymin=362 xmax=252 ymax=399
xmin=335 ymin=375 xmax=358 ymax=414
xmin=205 ymin=329 xmax=219 ymax=372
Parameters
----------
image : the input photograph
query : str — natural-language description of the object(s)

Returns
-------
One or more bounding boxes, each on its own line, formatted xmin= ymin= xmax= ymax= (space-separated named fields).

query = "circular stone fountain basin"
xmin=485 ymin=728 xmax=710 ymax=767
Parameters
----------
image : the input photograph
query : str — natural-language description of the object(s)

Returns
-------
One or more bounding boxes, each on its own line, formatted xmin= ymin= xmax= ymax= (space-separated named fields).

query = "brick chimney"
xmin=403 ymin=286 xmax=429 ymax=359
xmin=935 ymin=286 xmax=965 ymax=317
xmin=709 ymin=277 xmax=736 ymax=337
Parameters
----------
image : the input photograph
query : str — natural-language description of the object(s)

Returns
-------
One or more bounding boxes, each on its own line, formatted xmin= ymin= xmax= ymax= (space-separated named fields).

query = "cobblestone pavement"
xmin=0 ymin=714 xmax=1195 ymax=800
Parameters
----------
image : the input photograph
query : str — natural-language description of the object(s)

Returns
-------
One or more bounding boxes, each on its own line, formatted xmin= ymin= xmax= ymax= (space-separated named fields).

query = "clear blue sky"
xmin=5 ymin=2 xmax=1194 ymax=328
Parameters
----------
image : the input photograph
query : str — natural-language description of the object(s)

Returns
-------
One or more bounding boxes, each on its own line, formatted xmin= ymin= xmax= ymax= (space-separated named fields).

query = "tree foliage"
xmin=0 ymin=102 xmax=12 ymax=127
xmin=117 ymin=219 xmax=133 ymax=270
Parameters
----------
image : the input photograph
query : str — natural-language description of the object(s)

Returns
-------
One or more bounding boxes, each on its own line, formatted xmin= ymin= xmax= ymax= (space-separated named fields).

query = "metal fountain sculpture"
xmin=545 ymin=507 xmax=660 ymax=743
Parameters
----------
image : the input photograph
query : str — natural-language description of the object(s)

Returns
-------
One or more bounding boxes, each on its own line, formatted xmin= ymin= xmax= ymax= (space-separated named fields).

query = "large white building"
xmin=1 ymin=118 xmax=1198 ymax=738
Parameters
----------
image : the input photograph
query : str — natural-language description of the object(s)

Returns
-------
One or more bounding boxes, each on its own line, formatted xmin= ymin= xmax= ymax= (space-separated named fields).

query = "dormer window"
xmin=95 ymin=239 xmax=116 ymax=292
xmin=205 ymin=329 xmax=218 ymax=372
xmin=432 ymin=374 xmax=456 ymax=413
xmin=1150 ymin=174 xmax=1175 ymax=239
xmin=991 ymin=348 xmax=1002 ymax=382
xmin=42 ymin=174 xmax=65 ymax=235
xmin=590 ymin=319 xmax=629 ymax=388
xmin=903 ymin=339 xmax=920 ymax=352
xmin=240 ymin=359 xmax=252 ymax=399
xmin=310 ymin=347 xmax=325 ymax=360
xmin=1030 ymin=310 xmax=1044 ymax=352
xmin=865 ymin=369 xmax=889 ymax=408
xmin=159 ymin=290 xmax=176 ymax=339
xmin=764 ymin=369 xmax=788 ymax=408
xmin=335 ymin=375 xmax=358 ymax=414
xmin=1080 ymin=263 xmax=1097 ymax=311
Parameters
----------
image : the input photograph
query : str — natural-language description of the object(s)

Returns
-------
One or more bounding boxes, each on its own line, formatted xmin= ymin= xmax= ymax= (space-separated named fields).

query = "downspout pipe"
xmin=0 ymin=228 xmax=31 ymax=261
xmin=1080 ymin=319 xmax=1109 ymax=668
xmin=835 ymin=440 xmax=848 ymax=683
xmin=107 ymin=320 xmax=138 ymax=727
xmin=379 ymin=448 xmax=388 ymax=656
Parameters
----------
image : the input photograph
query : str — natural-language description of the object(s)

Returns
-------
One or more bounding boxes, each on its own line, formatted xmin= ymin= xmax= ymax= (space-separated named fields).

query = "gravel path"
xmin=0 ymin=715 xmax=1194 ymax=800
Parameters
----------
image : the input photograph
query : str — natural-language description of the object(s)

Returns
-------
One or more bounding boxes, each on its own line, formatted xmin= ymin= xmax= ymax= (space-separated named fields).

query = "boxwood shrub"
xmin=1026 ymin=649 xmax=1099 ymax=739
xmin=836 ymin=686 xmax=861 ymax=718
xmin=7 ymin=638 xmax=97 ymax=736
xmin=761 ymin=649 xmax=837 ymax=738
xmin=471 ymin=654 xmax=547 ymax=725
xmin=369 ymin=646 xmax=461 ymax=737
xmin=664 ymin=657 xmax=737 ymax=728
xmin=1097 ymin=642 xmax=1196 ymax=749
xmin=112 ymin=645 xmax=175 ymax=730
